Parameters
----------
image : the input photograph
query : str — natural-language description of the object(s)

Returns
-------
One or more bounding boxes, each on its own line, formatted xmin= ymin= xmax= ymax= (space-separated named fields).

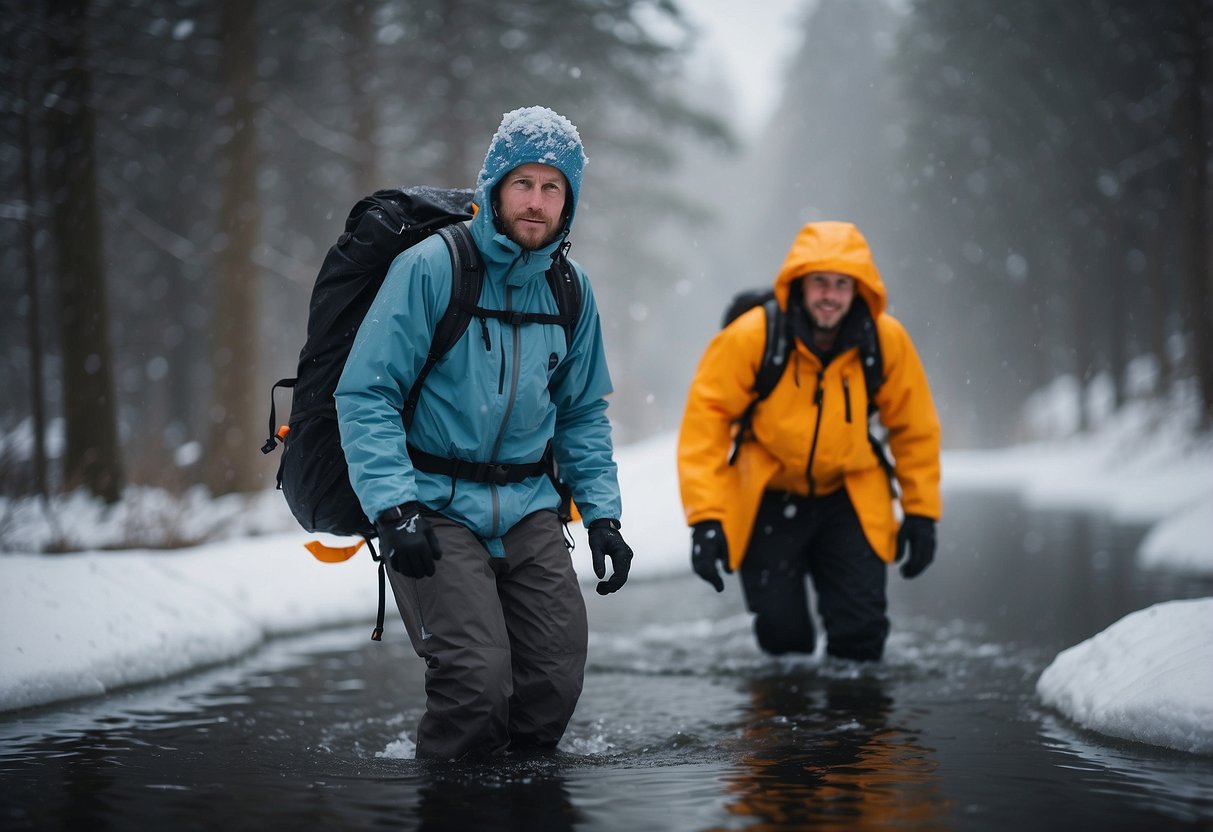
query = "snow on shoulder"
xmin=1037 ymin=597 xmax=1213 ymax=755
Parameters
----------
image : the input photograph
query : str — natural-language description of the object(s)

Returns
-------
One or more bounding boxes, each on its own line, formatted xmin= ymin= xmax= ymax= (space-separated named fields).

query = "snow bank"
xmin=0 ymin=533 xmax=370 ymax=713
xmin=1037 ymin=598 xmax=1213 ymax=755
xmin=1137 ymin=502 xmax=1213 ymax=575
xmin=944 ymin=398 xmax=1213 ymax=576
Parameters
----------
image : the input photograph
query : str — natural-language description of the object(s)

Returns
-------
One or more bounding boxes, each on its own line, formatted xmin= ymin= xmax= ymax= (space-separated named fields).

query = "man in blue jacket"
xmin=335 ymin=107 xmax=633 ymax=760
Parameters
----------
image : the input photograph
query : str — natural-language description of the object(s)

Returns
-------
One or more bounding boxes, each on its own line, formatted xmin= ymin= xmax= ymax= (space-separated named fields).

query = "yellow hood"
xmin=772 ymin=221 xmax=887 ymax=318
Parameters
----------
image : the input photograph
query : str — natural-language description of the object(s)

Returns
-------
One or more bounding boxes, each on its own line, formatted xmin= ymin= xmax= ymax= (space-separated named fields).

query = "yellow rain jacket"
xmin=677 ymin=222 xmax=941 ymax=568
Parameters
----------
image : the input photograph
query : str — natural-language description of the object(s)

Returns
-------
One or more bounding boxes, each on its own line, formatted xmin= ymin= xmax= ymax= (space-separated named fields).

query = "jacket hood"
xmin=772 ymin=221 xmax=887 ymax=318
xmin=473 ymin=106 xmax=587 ymax=236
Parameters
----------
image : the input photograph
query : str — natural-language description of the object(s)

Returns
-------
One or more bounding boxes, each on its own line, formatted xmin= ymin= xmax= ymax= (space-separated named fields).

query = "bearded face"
xmin=802 ymin=272 xmax=856 ymax=332
xmin=495 ymin=163 xmax=568 ymax=251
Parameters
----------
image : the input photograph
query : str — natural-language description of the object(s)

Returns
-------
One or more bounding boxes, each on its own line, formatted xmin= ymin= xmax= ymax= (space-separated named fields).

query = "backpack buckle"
xmin=474 ymin=463 xmax=511 ymax=486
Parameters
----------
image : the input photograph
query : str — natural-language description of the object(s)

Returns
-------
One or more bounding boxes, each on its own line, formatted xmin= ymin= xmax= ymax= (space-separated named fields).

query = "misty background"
xmin=1 ymin=0 xmax=1210 ymax=532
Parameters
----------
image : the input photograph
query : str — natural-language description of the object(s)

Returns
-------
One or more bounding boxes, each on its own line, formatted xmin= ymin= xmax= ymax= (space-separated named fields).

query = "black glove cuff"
xmin=378 ymin=501 xmax=423 ymax=525
xmin=589 ymin=518 xmax=621 ymax=530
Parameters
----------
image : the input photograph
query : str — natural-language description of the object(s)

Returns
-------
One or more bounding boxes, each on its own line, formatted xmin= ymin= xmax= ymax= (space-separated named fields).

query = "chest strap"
xmin=407 ymin=444 xmax=547 ymax=486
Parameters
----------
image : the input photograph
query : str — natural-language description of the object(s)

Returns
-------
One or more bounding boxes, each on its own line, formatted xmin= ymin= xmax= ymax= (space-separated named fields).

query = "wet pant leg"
xmin=386 ymin=512 xmax=512 ymax=761
xmin=740 ymin=492 xmax=817 ymax=655
xmin=497 ymin=510 xmax=588 ymax=750
xmin=807 ymin=491 xmax=889 ymax=661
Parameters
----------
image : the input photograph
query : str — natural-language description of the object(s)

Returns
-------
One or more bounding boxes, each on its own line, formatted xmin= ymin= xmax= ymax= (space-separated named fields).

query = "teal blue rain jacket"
xmin=334 ymin=159 xmax=620 ymax=555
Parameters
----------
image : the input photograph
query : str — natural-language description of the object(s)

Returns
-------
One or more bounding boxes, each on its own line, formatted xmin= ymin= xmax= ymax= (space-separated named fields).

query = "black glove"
xmin=377 ymin=502 xmax=443 ymax=578
xmin=690 ymin=520 xmax=731 ymax=592
xmin=896 ymin=514 xmax=936 ymax=579
xmin=588 ymin=519 xmax=632 ymax=596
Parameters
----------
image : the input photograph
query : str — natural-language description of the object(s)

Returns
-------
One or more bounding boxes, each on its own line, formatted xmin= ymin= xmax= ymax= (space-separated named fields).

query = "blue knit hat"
xmin=475 ymin=106 xmax=587 ymax=228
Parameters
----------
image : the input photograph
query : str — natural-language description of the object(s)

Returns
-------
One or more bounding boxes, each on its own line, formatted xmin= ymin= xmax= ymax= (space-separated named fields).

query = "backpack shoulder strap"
xmin=545 ymin=243 xmax=582 ymax=348
xmin=401 ymin=222 xmax=483 ymax=430
xmin=469 ymin=242 xmax=582 ymax=349
xmin=432 ymin=222 xmax=483 ymax=353
xmin=857 ymin=313 xmax=896 ymax=492
xmin=858 ymin=313 xmax=883 ymax=408
xmin=752 ymin=296 xmax=790 ymax=401
xmin=728 ymin=297 xmax=792 ymax=465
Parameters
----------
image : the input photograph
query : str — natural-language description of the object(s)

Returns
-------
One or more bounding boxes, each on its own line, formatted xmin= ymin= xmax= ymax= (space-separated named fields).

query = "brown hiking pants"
xmin=385 ymin=509 xmax=588 ymax=760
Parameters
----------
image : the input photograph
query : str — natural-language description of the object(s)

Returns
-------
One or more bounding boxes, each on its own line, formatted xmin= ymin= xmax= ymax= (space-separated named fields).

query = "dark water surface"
xmin=2 ymin=492 xmax=1212 ymax=831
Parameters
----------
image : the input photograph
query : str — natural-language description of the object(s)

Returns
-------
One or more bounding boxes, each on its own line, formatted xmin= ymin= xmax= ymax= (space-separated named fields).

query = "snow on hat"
xmin=476 ymin=106 xmax=587 ymax=224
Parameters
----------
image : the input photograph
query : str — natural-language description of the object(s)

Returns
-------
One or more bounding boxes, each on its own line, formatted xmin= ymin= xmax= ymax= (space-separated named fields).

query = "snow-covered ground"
xmin=1 ymin=393 xmax=1211 ymax=755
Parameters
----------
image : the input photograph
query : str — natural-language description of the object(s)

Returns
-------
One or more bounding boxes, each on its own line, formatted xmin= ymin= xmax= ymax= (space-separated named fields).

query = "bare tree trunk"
xmin=1147 ymin=223 xmax=1171 ymax=396
xmin=435 ymin=0 xmax=480 ymax=186
xmin=1066 ymin=242 xmax=1093 ymax=433
xmin=20 ymin=68 xmax=50 ymax=501
xmin=1107 ymin=248 xmax=1127 ymax=410
xmin=206 ymin=0 xmax=264 ymax=495
xmin=1180 ymin=0 xmax=1213 ymax=429
xmin=1092 ymin=200 xmax=1128 ymax=411
xmin=346 ymin=0 xmax=379 ymax=195
xmin=45 ymin=0 xmax=124 ymax=503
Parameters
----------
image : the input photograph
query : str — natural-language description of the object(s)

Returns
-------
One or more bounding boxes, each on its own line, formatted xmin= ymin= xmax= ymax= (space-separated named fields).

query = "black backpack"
xmin=261 ymin=186 xmax=580 ymax=637
xmin=720 ymin=287 xmax=892 ymax=483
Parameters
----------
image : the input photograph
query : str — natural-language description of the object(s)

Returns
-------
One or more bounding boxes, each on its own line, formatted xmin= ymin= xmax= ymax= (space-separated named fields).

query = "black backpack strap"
xmin=364 ymin=537 xmax=386 ymax=642
xmin=753 ymin=296 xmax=789 ymax=400
xmin=539 ymin=247 xmax=582 ymax=518
xmin=729 ymin=297 xmax=791 ymax=465
xmin=857 ymin=314 xmax=883 ymax=408
xmin=546 ymin=242 xmax=581 ymax=348
xmin=261 ymin=377 xmax=297 ymax=454
xmin=467 ymin=245 xmax=581 ymax=347
xmin=407 ymin=443 xmax=548 ymax=485
xmin=473 ymin=306 xmax=571 ymax=330
xmin=401 ymin=222 xmax=483 ymax=431
xmin=856 ymin=314 xmax=897 ymax=495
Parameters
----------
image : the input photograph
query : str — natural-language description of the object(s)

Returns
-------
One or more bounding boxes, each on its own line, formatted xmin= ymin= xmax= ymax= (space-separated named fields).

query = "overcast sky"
xmin=682 ymin=0 xmax=814 ymax=137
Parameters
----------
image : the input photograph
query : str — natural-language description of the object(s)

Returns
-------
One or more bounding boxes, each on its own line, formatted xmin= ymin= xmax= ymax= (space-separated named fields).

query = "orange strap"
xmin=304 ymin=538 xmax=366 ymax=563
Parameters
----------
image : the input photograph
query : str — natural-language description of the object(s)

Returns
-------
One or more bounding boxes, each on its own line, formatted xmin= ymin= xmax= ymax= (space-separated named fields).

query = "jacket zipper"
xmin=490 ymin=484 xmax=500 ymax=541
xmin=498 ymin=337 xmax=506 ymax=393
xmin=489 ymin=284 xmax=523 ymax=538
xmin=486 ymin=257 xmax=522 ymax=540
xmin=478 ymin=315 xmax=506 ymax=397
xmin=843 ymin=375 xmax=852 ymax=423
xmin=806 ymin=370 xmax=824 ymax=497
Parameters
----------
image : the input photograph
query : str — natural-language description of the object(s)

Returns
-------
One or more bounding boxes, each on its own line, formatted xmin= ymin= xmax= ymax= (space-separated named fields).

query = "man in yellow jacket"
xmin=677 ymin=221 xmax=941 ymax=661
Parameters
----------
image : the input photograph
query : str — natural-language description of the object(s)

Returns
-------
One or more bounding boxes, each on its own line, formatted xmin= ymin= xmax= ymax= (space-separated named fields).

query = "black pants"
xmin=740 ymin=489 xmax=889 ymax=661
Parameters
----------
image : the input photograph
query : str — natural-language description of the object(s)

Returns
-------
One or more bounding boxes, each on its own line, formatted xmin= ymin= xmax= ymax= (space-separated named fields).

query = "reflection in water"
xmin=1038 ymin=714 xmax=1213 ymax=825
xmin=720 ymin=671 xmax=951 ymax=830
xmin=412 ymin=757 xmax=582 ymax=832
xmin=62 ymin=732 xmax=121 ymax=831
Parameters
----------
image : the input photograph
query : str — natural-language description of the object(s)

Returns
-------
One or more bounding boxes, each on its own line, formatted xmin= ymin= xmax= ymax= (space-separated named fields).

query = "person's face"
xmin=802 ymin=272 xmax=856 ymax=331
xmin=495 ymin=163 xmax=568 ymax=251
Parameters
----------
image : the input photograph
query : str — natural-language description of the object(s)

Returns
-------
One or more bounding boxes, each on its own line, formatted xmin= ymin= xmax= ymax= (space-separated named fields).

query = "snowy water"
xmin=2 ymin=492 xmax=1212 ymax=831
